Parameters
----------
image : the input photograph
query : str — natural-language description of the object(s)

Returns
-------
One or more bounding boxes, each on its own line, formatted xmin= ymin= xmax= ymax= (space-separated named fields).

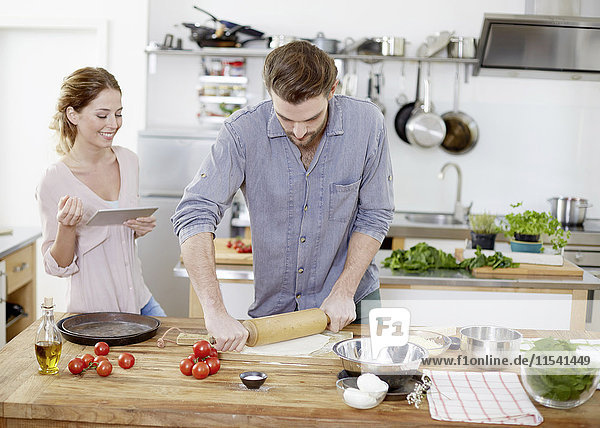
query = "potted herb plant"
xmin=468 ymin=212 xmax=500 ymax=250
xmin=503 ymin=202 xmax=570 ymax=253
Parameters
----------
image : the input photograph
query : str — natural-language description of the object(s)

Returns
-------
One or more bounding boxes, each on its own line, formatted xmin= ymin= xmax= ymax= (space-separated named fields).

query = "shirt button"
xmin=300 ymin=237 xmax=306 ymax=243
xmin=388 ymin=175 xmax=393 ymax=181
xmin=296 ymin=293 xmax=301 ymax=299
xmin=304 ymin=205 xmax=308 ymax=212
xmin=201 ymin=172 xmax=207 ymax=178
xmin=298 ymin=268 xmax=304 ymax=274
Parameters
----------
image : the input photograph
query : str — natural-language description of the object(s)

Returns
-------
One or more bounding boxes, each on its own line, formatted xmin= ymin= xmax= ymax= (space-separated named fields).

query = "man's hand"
xmin=320 ymin=289 xmax=356 ymax=333
xmin=204 ymin=310 xmax=249 ymax=352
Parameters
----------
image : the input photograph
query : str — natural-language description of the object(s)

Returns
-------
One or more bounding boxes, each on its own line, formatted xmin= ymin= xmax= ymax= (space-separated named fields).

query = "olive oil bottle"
xmin=35 ymin=297 xmax=62 ymax=374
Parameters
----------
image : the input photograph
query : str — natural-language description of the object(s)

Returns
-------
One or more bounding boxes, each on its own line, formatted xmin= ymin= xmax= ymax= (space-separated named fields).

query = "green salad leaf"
xmin=382 ymin=243 xmax=518 ymax=273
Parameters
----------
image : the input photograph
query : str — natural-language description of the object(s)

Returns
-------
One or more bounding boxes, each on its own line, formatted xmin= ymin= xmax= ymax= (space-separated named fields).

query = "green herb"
xmin=503 ymin=202 xmax=570 ymax=251
xmin=382 ymin=243 xmax=518 ymax=273
xmin=524 ymin=338 xmax=596 ymax=402
xmin=468 ymin=212 xmax=500 ymax=234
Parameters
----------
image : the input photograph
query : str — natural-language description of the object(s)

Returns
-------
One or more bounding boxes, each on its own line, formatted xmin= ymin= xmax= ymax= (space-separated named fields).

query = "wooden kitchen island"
xmin=1 ymin=315 xmax=600 ymax=427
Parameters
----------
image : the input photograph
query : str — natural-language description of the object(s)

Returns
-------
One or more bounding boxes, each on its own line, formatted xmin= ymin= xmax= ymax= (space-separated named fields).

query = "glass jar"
xmin=34 ymin=297 xmax=62 ymax=375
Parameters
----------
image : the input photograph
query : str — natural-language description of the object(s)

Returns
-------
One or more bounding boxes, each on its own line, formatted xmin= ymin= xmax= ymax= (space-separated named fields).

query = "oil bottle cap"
xmin=43 ymin=296 xmax=54 ymax=307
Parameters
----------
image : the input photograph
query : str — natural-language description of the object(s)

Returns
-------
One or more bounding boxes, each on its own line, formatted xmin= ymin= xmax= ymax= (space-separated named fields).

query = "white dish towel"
xmin=424 ymin=370 xmax=543 ymax=426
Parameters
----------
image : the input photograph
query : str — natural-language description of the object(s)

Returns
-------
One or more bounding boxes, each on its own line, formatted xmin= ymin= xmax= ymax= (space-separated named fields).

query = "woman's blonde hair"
xmin=50 ymin=67 xmax=121 ymax=155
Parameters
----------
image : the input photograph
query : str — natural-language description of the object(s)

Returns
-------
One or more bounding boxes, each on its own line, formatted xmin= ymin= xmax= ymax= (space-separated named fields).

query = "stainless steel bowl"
xmin=447 ymin=36 xmax=477 ymax=58
xmin=333 ymin=338 xmax=428 ymax=389
xmin=460 ymin=326 xmax=522 ymax=370
xmin=548 ymin=197 xmax=591 ymax=225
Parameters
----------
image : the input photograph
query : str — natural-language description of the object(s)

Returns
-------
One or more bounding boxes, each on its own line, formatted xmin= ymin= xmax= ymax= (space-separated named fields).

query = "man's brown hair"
xmin=263 ymin=40 xmax=337 ymax=104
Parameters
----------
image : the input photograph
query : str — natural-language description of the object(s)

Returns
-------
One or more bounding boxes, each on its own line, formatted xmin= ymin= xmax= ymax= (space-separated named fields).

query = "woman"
xmin=36 ymin=67 xmax=166 ymax=316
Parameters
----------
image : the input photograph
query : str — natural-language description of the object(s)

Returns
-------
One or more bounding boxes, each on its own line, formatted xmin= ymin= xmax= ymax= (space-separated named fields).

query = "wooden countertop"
xmin=2 ymin=315 xmax=600 ymax=427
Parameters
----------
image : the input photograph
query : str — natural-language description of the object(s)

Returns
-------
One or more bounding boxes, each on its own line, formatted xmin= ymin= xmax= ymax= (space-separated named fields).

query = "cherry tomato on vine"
xmin=68 ymin=357 xmax=85 ymax=374
xmin=188 ymin=353 xmax=197 ymax=363
xmin=180 ymin=358 xmax=194 ymax=376
xmin=94 ymin=341 xmax=110 ymax=356
xmin=94 ymin=355 xmax=108 ymax=365
xmin=193 ymin=340 xmax=211 ymax=359
xmin=192 ymin=361 xmax=210 ymax=379
xmin=81 ymin=353 xmax=95 ymax=367
xmin=204 ymin=357 xmax=220 ymax=375
xmin=118 ymin=352 xmax=135 ymax=369
xmin=208 ymin=347 xmax=218 ymax=358
xmin=96 ymin=360 xmax=113 ymax=377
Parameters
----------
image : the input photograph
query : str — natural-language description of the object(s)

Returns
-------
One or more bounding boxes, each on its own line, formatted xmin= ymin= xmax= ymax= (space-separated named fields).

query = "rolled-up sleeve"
xmin=352 ymin=123 xmax=395 ymax=243
xmin=171 ymin=123 xmax=246 ymax=245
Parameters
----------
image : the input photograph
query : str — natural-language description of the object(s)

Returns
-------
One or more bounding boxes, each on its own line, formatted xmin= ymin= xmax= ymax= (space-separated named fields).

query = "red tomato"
xmin=94 ymin=355 xmax=109 ymax=364
xmin=192 ymin=361 xmax=210 ymax=379
xmin=118 ymin=352 xmax=135 ymax=369
xmin=179 ymin=358 xmax=194 ymax=376
xmin=96 ymin=360 xmax=112 ymax=377
xmin=81 ymin=353 xmax=95 ymax=367
xmin=188 ymin=353 xmax=197 ymax=363
xmin=68 ymin=357 xmax=85 ymax=375
xmin=208 ymin=347 xmax=218 ymax=358
xmin=193 ymin=340 xmax=211 ymax=359
xmin=204 ymin=357 xmax=220 ymax=375
xmin=94 ymin=341 xmax=110 ymax=356
xmin=226 ymin=240 xmax=232 ymax=248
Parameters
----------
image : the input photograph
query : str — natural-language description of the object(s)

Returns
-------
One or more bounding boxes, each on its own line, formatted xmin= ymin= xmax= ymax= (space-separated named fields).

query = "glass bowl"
xmin=409 ymin=330 xmax=451 ymax=357
xmin=521 ymin=365 xmax=600 ymax=409
xmin=336 ymin=377 xmax=388 ymax=409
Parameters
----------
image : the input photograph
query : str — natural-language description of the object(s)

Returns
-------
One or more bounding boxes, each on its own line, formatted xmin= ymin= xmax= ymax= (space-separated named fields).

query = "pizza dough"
xmin=241 ymin=333 xmax=331 ymax=356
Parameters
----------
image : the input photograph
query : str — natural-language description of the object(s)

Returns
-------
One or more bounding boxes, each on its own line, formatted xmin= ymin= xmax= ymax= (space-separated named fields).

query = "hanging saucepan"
xmin=405 ymin=70 xmax=446 ymax=148
xmin=440 ymin=64 xmax=478 ymax=154
xmin=394 ymin=62 xmax=421 ymax=144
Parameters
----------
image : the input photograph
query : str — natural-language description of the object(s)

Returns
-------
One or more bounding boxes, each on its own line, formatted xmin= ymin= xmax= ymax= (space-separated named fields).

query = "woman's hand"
xmin=125 ymin=216 xmax=156 ymax=238
xmin=56 ymin=195 xmax=83 ymax=227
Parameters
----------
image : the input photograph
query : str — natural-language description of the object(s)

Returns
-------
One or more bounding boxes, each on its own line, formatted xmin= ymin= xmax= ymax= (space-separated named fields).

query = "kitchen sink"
xmin=405 ymin=213 xmax=464 ymax=225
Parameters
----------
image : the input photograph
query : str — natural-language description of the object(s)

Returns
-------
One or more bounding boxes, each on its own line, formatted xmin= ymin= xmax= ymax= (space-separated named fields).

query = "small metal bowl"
xmin=333 ymin=338 xmax=428 ymax=390
xmin=409 ymin=330 xmax=452 ymax=357
xmin=460 ymin=326 xmax=522 ymax=369
xmin=240 ymin=371 xmax=267 ymax=389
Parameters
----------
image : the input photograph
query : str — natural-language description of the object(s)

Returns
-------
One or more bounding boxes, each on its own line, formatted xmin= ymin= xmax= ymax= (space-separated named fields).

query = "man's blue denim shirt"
xmin=172 ymin=95 xmax=394 ymax=318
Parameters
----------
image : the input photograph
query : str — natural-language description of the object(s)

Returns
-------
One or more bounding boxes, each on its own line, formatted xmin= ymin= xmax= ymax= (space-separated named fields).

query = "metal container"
xmin=333 ymin=338 xmax=427 ymax=389
xmin=548 ymin=197 xmax=591 ymax=225
xmin=357 ymin=37 xmax=406 ymax=56
xmin=309 ymin=32 xmax=339 ymax=54
xmin=460 ymin=326 xmax=522 ymax=370
xmin=269 ymin=35 xmax=297 ymax=49
xmin=447 ymin=36 xmax=477 ymax=58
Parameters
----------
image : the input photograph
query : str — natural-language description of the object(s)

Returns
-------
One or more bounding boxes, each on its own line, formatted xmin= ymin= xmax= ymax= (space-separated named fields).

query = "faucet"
xmin=438 ymin=162 xmax=472 ymax=222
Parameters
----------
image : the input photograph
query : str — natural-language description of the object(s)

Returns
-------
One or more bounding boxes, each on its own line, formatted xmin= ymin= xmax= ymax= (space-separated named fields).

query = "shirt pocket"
xmin=328 ymin=179 xmax=361 ymax=223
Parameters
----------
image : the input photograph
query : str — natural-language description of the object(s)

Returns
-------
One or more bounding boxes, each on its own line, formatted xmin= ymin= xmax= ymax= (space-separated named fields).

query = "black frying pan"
xmin=394 ymin=62 xmax=421 ymax=144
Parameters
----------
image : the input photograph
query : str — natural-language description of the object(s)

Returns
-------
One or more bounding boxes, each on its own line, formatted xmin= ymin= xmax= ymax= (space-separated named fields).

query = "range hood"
xmin=474 ymin=13 xmax=600 ymax=81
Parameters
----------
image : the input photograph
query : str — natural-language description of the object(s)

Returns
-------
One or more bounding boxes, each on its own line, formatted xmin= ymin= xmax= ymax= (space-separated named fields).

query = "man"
xmin=172 ymin=41 xmax=394 ymax=351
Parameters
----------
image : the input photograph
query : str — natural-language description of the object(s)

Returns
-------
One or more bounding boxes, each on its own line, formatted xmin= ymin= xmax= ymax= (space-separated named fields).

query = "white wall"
xmin=147 ymin=0 xmax=600 ymax=217
xmin=0 ymin=1 xmax=149 ymax=313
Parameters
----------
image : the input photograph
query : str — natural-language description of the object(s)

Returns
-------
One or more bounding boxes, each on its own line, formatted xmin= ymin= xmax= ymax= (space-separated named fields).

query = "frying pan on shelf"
xmin=405 ymin=70 xmax=446 ymax=148
xmin=394 ymin=62 xmax=421 ymax=144
xmin=440 ymin=64 xmax=478 ymax=154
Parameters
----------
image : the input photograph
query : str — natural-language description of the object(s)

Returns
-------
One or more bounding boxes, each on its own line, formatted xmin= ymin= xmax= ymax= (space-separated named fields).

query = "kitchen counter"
xmin=1 ymin=315 xmax=600 ymax=427
xmin=389 ymin=211 xmax=600 ymax=246
xmin=0 ymin=227 xmax=41 ymax=259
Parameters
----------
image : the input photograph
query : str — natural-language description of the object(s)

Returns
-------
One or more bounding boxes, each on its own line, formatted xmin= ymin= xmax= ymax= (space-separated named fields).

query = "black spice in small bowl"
xmin=240 ymin=371 xmax=267 ymax=389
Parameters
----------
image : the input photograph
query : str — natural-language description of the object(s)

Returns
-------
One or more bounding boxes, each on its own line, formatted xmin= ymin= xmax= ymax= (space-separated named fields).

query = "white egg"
xmin=343 ymin=387 xmax=377 ymax=409
xmin=357 ymin=373 xmax=388 ymax=393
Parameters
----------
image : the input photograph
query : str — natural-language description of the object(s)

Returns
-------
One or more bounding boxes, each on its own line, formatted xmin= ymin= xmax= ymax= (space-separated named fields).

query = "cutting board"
xmin=176 ymin=330 xmax=352 ymax=361
xmin=455 ymin=248 xmax=583 ymax=278
xmin=180 ymin=238 xmax=253 ymax=265
xmin=472 ymin=259 xmax=583 ymax=278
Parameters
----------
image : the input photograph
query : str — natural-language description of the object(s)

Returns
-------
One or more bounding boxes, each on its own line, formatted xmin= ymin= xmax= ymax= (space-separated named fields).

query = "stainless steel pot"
xmin=309 ymin=32 xmax=339 ymax=54
xmin=548 ymin=197 xmax=592 ymax=225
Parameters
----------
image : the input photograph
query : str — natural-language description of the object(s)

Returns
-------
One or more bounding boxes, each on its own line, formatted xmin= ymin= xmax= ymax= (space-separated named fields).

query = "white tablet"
xmin=86 ymin=207 xmax=158 ymax=227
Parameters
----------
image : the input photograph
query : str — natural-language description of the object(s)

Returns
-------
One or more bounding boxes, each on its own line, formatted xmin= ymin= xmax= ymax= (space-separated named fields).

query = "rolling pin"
xmin=176 ymin=308 xmax=329 ymax=347
xmin=242 ymin=308 xmax=329 ymax=346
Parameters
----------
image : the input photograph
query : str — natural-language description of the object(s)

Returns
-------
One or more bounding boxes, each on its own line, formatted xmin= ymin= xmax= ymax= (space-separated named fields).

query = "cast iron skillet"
xmin=394 ymin=62 xmax=421 ymax=144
